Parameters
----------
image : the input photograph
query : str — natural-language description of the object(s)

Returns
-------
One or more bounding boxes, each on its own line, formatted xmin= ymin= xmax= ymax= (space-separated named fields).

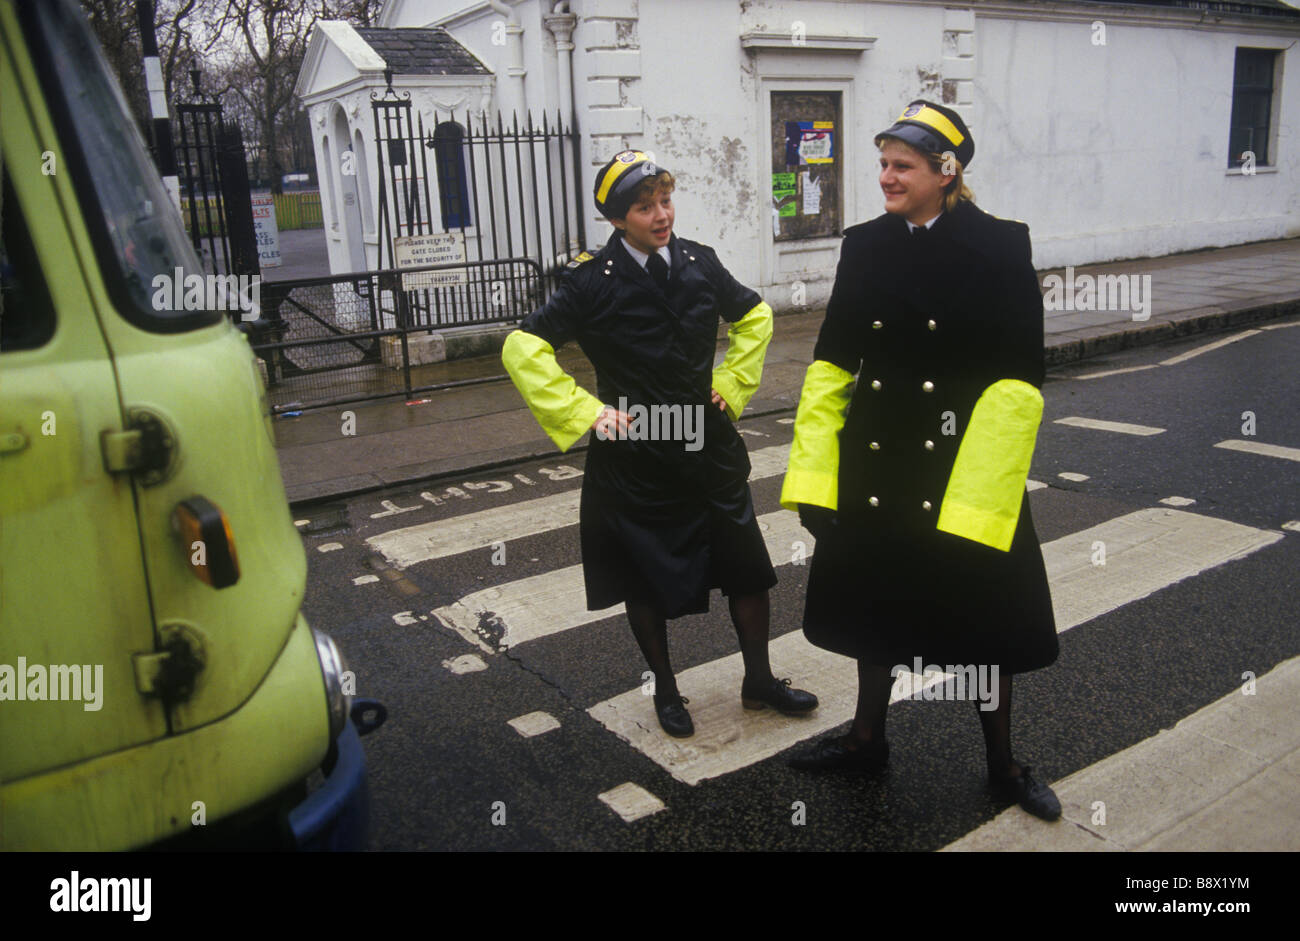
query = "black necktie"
xmin=911 ymin=224 xmax=929 ymax=239
xmin=647 ymin=252 xmax=670 ymax=290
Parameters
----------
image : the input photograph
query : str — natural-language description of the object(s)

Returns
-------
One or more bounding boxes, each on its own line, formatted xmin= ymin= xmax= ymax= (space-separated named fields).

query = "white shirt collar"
xmin=621 ymin=238 xmax=671 ymax=270
xmin=905 ymin=212 xmax=942 ymax=233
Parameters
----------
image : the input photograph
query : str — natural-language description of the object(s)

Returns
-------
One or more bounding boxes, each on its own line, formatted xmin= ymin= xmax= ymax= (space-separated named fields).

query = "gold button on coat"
xmin=922 ymin=381 xmax=934 ymax=392
xmin=924 ymin=439 xmax=935 ymax=450
xmin=868 ymin=496 xmax=879 ymax=507
xmin=922 ymin=500 xmax=932 ymax=511
xmin=871 ymin=380 xmax=882 ymax=390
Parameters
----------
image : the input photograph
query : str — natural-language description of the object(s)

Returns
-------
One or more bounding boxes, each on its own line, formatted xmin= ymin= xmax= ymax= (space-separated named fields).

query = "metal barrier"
xmin=247 ymin=257 xmax=541 ymax=412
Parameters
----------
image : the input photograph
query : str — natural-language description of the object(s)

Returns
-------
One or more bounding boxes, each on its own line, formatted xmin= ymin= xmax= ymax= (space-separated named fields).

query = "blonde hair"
xmin=878 ymin=136 xmax=974 ymax=212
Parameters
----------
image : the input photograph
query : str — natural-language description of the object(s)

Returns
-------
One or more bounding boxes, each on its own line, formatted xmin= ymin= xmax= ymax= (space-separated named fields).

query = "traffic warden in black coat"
xmin=781 ymin=102 xmax=1062 ymax=820
xmin=502 ymin=150 xmax=817 ymax=738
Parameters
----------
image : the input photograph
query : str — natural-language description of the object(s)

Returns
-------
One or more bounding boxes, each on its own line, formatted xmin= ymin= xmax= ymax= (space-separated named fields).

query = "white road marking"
xmin=1054 ymin=416 xmax=1165 ymax=436
xmin=1026 ymin=479 xmax=1048 ymax=491
xmin=1069 ymin=364 xmax=1160 ymax=381
xmin=352 ymin=574 xmax=380 ymax=585
xmin=393 ymin=611 xmax=418 ymax=626
xmin=431 ymin=509 xmax=811 ymax=653
xmin=587 ymin=508 xmax=1282 ymax=785
xmin=442 ymin=654 xmax=487 ymax=675
xmin=1283 ymin=521 xmax=1300 ymax=533
xmin=507 ymin=711 xmax=561 ymax=737
xmin=1214 ymin=439 xmax=1300 ymax=463
xmin=317 ymin=542 xmax=344 ymax=552
xmin=1260 ymin=321 xmax=1300 ymax=331
xmin=1160 ymin=496 xmax=1196 ymax=507
xmin=1058 ymin=472 xmax=1090 ymax=482
xmin=368 ymin=444 xmax=793 ymax=569
xmin=294 ymin=519 xmax=310 ymax=527
xmin=597 ymin=782 xmax=666 ymax=822
xmin=777 ymin=418 xmax=795 ymax=424
xmin=1159 ymin=329 xmax=1260 ymax=366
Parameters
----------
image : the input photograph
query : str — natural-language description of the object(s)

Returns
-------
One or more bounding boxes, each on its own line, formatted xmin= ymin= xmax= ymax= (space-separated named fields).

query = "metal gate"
xmin=173 ymin=70 xmax=260 ymax=278
xmin=371 ymin=84 xmax=585 ymax=315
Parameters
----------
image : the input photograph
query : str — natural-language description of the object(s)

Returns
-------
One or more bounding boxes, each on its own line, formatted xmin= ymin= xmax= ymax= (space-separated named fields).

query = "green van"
xmin=0 ymin=0 xmax=382 ymax=850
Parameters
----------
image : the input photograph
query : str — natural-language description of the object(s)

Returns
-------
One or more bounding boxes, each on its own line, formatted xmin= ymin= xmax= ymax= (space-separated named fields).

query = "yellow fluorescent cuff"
xmin=780 ymin=359 xmax=855 ymax=511
xmin=501 ymin=330 xmax=605 ymax=452
xmin=712 ymin=301 xmax=773 ymax=420
xmin=936 ymin=378 xmax=1044 ymax=551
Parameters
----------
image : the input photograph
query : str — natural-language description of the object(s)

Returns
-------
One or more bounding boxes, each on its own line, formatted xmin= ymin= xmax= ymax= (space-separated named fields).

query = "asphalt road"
xmin=294 ymin=318 xmax=1299 ymax=851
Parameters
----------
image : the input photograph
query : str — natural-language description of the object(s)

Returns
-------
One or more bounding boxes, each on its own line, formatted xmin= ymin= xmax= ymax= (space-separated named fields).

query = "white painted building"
xmin=297 ymin=0 xmax=1300 ymax=310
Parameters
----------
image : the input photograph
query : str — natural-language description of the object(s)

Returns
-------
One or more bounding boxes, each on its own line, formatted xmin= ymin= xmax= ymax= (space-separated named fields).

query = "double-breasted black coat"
xmin=517 ymin=232 xmax=777 ymax=618
xmin=799 ymin=201 xmax=1058 ymax=673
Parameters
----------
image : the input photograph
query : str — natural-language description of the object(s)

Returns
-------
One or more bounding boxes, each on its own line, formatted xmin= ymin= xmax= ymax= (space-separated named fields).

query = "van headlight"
xmin=311 ymin=628 xmax=351 ymax=741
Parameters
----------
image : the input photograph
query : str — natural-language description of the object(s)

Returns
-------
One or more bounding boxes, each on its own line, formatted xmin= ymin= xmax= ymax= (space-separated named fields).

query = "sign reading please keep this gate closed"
xmin=394 ymin=232 xmax=468 ymax=289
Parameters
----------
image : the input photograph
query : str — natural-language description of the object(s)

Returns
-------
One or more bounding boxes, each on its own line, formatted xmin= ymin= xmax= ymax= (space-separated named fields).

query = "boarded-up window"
xmin=771 ymin=91 xmax=841 ymax=241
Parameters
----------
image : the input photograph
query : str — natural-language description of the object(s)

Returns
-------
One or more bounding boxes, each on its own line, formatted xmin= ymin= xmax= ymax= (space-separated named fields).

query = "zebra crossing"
xmin=339 ymin=436 xmax=1285 ymax=801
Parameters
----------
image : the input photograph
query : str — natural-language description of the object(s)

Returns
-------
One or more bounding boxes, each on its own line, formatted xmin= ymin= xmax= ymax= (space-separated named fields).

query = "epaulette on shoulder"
xmin=565 ymin=250 xmax=597 ymax=272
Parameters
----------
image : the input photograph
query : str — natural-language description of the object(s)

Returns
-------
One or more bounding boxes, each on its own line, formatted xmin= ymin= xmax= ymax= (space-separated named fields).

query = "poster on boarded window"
xmin=784 ymin=121 xmax=834 ymax=166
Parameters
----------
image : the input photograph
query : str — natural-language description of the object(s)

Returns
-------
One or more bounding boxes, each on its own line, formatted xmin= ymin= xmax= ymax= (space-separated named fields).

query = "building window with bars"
xmin=1228 ymin=48 xmax=1279 ymax=169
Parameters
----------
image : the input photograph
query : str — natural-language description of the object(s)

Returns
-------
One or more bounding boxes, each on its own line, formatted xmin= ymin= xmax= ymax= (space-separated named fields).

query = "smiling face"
xmin=878 ymin=138 xmax=954 ymax=226
xmin=611 ymin=181 xmax=675 ymax=254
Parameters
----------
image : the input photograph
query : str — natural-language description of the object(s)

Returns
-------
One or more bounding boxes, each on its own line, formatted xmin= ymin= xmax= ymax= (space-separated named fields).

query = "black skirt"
xmin=802 ymin=495 xmax=1058 ymax=674
xmin=578 ymin=411 xmax=777 ymax=618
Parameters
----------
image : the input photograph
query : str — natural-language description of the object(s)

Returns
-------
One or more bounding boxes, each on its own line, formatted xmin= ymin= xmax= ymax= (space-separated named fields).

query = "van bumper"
xmin=288 ymin=698 xmax=387 ymax=851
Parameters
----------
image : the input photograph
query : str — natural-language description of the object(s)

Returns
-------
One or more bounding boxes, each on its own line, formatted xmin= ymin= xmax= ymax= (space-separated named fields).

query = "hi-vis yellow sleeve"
xmin=711 ymin=301 xmax=773 ymax=420
xmin=936 ymin=378 xmax=1044 ymax=551
xmin=501 ymin=329 xmax=605 ymax=453
xmin=779 ymin=359 xmax=855 ymax=511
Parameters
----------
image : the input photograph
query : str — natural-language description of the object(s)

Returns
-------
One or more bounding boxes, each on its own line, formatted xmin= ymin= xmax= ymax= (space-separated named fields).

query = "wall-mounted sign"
xmin=785 ymin=120 xmax=834 ymax=166
xmin=394 ymin=231 xmax=468 ymax=289
xmin=251 ymin=194 xmax=281 ymax=268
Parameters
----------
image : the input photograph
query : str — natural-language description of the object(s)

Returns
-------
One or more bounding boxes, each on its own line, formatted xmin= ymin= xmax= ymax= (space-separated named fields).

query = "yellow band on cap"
xmin=595 ymin=154 xmax=647 ymax=206
xmin=898 ymin=105 xmax=965 ymax=148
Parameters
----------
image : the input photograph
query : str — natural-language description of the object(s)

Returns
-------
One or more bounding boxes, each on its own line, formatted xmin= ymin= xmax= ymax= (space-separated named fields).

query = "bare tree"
xmin=207 ymin=0 xmax=330 ymax=193
xmin=80 ymin=0 xmax=204 ymax=139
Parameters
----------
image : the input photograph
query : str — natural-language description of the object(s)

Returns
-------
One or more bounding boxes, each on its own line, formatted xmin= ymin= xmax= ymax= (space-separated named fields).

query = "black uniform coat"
xmin=802 ymin=201 xmax=1058 ymax=673
xmin=519 ymin=232 xmax=777 ymax=618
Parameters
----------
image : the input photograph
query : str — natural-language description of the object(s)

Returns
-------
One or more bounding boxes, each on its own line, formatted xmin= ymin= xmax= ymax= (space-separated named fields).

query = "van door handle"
xmin=0 ymin=432 xmax=29 ymax=454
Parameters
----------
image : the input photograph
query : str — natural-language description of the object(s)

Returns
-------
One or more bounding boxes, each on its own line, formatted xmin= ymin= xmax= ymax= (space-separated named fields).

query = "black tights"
xmin=626 ymin=591 xmax=772 ymax=700
xmin=847 ymin=662 xmax=1021 ymax=781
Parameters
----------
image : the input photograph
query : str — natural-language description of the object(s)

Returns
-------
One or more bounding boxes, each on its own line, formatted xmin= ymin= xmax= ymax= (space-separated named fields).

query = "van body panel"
xmin=1 ymin=613 xmax=329 ymax=850
xmin=0 ymin=5 xmax=167 ymax=780
xmin=95 ymin=319 xmax=310 ymax=734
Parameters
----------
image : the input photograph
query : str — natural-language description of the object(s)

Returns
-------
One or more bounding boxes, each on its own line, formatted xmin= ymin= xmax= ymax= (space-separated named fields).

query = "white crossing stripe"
xmin=1159 ymin=329 xmax=1260 ymax=366
xmin=507 ymin=711 xmax=561 ymax=737
xmin=1054 ymin=416 xmax=1165 ymax=436
xmin=597 ymin=782 xmax=666 ymax=822
xmin=587 ymin=508 xmax=1282 ymax=785
xmin=1058 ymin=472 xmax=1090 ymax=482
xmin=431 ymin=509 xmax=811 ymax=653
xmin=367 ymin=444 xmax=793 ymax=568
xmin=1214 ymin=439 xmax=1300 ymax=463
xmin=1069 ymin=364 xmax=1159 ymax=381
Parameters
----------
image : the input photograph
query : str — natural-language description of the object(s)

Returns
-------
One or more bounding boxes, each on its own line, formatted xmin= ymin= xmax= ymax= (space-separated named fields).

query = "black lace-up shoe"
xmin=788 ymin=737 xmax=889 ymax=775
xmin=741 ymin=676 xmax=819 ymax=714
xmin=992 ymin=765 xmax=1061 ymax=821
xmin=653 ymin=692 xmax=693 ymax=738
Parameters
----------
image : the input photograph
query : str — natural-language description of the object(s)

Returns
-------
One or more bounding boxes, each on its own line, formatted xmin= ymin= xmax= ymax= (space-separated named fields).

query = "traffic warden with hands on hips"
xmin=781 ymin=101 xmax=1063 ymax=820
xmin=502 ymin=150 xmax=818 ymax=739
